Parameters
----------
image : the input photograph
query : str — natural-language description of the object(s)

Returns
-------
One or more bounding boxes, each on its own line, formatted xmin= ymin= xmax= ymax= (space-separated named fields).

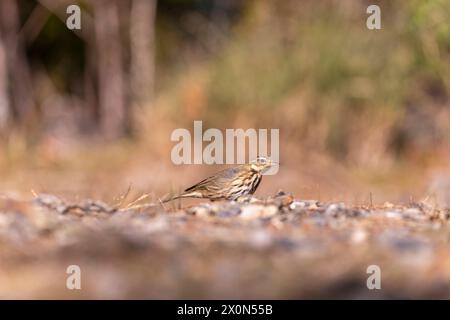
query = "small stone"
xmin=272 ymin=192 xmax=294 ymax=208
xmin=290 ymin=200 xmax=320 ymax=210
xmin=249 ymin=230 xmax=272 ymax=249
xmin=383 ymin=202 xmax=395 ymax=208
xmin=188 ymin=204 xmax=213 ymax=217
xmin=350 ymin=229 xmax=368 ymax=244
xmin=240 ymin=205 xmax=278 ymax=220
xmin=325 ymin=203 xmax=346 ymax=216
xmin=385 ymin=211 xmax=402 ymax=219
xmin=403 ymin=208 xmax=426 ymax=221
xmin=143 ymin=216 xmax=169 ymax=233
xmin=217 ymin=205 xmax=241 ymax=218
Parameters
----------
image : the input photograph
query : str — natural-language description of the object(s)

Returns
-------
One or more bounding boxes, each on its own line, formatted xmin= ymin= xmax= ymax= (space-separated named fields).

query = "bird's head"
xmin=249 ymin=157 xmax=277 ymax=173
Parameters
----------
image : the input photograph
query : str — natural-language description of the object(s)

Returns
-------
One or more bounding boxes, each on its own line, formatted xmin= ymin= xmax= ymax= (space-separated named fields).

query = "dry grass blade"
xmin=124 ymin=193 xmax=151 ymax=209
xmin=115 ymin=184 xmax=133 ymax=208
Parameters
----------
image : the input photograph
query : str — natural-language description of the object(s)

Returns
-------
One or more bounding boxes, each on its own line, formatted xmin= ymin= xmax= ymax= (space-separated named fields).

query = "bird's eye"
xmin=258 ymin=157 xmax=266 ymax=164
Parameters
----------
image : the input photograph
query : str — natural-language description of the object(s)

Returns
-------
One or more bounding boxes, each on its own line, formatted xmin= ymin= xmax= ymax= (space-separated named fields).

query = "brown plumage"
xmin=164 ymin=157 xmax=276 ymax=202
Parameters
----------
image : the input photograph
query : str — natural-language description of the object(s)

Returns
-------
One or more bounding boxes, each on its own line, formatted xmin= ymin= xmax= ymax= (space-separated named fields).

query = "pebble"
xmin=385 ymin=211 xmax=402 ymax=219
xmin=240 ymin=204 xmax=278 ymax=220
xmin=290 ymin=200 xmax=320 ymax=210
xmin=350 ymin=228 xmax=368 ymax=244
xmin=249 ymin=230 xmax=273 ymax=249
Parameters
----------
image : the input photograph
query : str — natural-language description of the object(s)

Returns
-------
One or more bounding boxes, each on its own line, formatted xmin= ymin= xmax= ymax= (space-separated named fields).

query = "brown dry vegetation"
xmin=0 ymin=0 xmax=450 ymax=299
xmin=0 ymin=0 xmax=449 ymax=205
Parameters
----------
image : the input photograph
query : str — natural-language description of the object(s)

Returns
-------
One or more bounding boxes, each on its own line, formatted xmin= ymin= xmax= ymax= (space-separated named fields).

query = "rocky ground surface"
xmin=0 ymin=191 xmax=450 ymax=299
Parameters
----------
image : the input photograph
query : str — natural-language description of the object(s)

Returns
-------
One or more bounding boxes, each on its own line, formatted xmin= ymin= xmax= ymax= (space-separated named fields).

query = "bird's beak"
xmin=268 ymin=160 xmax=279 ymax=166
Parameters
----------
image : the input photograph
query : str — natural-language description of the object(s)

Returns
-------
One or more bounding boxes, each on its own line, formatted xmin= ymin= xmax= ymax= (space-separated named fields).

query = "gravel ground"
xmin=0 ymin=192 xmax=449 ymax=299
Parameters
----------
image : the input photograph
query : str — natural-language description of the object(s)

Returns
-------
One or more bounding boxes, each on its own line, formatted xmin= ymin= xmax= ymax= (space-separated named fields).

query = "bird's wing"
xmin=183 ymin=166 xmax=244 ymax=192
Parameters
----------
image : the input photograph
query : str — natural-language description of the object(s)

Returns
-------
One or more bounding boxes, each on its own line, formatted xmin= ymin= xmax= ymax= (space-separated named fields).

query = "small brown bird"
xmin=164 ymin=157 xmax=276 ymax=202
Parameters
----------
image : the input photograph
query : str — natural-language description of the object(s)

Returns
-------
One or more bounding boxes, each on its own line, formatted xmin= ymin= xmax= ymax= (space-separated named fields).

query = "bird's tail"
xmin=161 ymin=191 xmax=200 ymax=203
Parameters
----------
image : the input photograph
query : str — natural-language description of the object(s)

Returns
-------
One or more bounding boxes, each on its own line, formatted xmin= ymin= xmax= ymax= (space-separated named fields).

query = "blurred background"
xmin=0 ymin=0 xmax=449 ymax=205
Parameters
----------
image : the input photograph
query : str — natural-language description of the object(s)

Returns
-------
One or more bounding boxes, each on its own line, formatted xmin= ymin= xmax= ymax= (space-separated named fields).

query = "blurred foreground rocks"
xmin=0 ymin=192 xmax=450 ymax=298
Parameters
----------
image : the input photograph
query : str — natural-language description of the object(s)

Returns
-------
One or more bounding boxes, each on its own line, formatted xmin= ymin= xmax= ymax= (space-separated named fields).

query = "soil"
xmin=0 ymin=191 xmax=449 ymax=299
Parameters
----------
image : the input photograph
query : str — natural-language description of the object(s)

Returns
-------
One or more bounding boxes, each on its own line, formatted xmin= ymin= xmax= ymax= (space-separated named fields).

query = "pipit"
xmin=164 ymin=157 xmax=276 ymax=202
